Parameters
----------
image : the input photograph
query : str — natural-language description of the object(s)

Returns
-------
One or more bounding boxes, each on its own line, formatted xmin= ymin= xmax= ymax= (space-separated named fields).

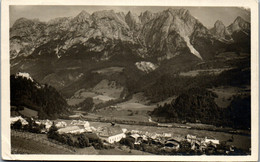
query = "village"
xmin=11 ymin=114 xmax=245 ymax=155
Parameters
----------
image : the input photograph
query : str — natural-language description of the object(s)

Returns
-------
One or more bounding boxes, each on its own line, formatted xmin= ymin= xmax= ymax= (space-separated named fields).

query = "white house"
xmin=11 ymin=116 xmax=28 ymax=126
xmin=70 ymin=120 xmax=90 ymax=128
xmin=99 ymin=125 xmax=126 ymax=144
xmin=44 ymin=120 xmax=53 ymax=131
xmin=186 ymin=134 xmax=197 ymax=143
xmin=55 ymin=121 xmax=67 ymax=128
xmin=38 ymin=119 xmax=53 ymax=131
xmin=122 ymin=128 xmax=127 ymax=133
xmin=57 ymin=119 xmax=93 ymax=134
xmin=163 ymin=133 xmax=172 ymax=138
xmin=205 ymin=137 xmax=220 ymax=145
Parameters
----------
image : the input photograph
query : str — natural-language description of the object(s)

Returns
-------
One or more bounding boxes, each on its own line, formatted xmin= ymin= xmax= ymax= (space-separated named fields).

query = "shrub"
xmin=47 ymin=124 xmax=59 ymax=139
xmin=11 ymin=120 xmax=22 ymax=130
xmin=84 ymin=133 xmax=100 ymax=143
xmin=78 ymin=134 xmax=90 ymax=148
xmin=120 ymin=137 xmax=135 ymax=149
xmin=179 ymin=141 xmax=192 ymax=154
xmin=47 ymin=130 xmax=103 ymax=149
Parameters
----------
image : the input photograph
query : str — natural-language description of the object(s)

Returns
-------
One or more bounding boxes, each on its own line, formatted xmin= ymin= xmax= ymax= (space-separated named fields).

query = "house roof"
xmin=19 ymin=107 xmax=38 ymax=118
xmin=165 ymin=140 xmax=180 ymax=146
xmin=168 ymin=137 xmax=182 ymax=143
xmin=58 ymin=125 xmax=85 ymax=134
xmin=99 ymin=125 xmax=123 ymax=137
xmin=130 ymin=134 xmax=140 ymax=139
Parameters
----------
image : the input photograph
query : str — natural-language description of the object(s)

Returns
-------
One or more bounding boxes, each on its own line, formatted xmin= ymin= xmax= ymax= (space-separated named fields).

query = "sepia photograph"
xmin=1 ymin=0 xmax=259 ymax=161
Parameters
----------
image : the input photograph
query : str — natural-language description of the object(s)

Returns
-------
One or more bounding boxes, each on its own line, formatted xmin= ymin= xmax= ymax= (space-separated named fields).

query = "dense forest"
xmin=144 ymin=65 xmax=250 ymax=103
xmin=10 ymin=75 xmax=68 ymax=119
xmin=77 ymin=97 xmax=94 ymax=112
xmin=151 ymin=88 xmax=250 ymax=129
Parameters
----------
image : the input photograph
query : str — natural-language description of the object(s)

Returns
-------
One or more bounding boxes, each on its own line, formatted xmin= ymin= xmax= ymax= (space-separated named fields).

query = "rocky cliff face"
xmin=139 ymin=10 xmax=155 ymax=24
xmin=10 ymin=8 xmax=219 ymax=62
xmin=10 ymin=18 xmax=47 ymax=59
xmin=210 ymin=20 xmax=231 ymax=40
xmin=125 ymin=11 xmax=142 ymax=31
xmin=10 ymin=8 xmax=250 ymax=93
xmin=227 ymin=16 xmax=250 ymax=33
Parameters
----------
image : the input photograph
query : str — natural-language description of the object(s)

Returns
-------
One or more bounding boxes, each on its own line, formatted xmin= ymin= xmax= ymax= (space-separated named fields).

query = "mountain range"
xmin=10 ymin=8 xmax=250 ymax=99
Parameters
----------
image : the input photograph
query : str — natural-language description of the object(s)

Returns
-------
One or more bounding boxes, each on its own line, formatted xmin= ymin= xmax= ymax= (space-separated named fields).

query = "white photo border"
xmin=1 ymin=0 xmax=258 ymax=161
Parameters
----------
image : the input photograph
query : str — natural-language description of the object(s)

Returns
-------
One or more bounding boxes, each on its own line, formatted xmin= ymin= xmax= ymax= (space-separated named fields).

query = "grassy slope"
xmin=11 ymin=130 xmax=99 ymax=154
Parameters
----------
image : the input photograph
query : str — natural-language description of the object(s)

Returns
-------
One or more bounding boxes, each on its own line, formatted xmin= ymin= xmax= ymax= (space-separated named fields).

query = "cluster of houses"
xmin=119 ymin=129 xmax=225 ymax=152
xmin=11 ymin=116 xmax=232 ymax=154
xmin=10 ymin=116 xmax=127 ymax=144
xmin=124 ymin=131 xmax=237 ymax=155
xmin=185 ymin=134 xmax=220 ymax=151
xmin=126 ymin=130 xmax=182 ymax=150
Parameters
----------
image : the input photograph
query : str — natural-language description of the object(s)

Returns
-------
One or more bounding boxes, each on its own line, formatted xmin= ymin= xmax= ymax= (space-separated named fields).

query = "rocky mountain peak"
xmin=165 ymin=8 xmax=190 ymax=17
xmin=73 ymin=10 xmax=91 ymax=23
xmin=139 ymin=10 xmax=154 ymax=24
xmin=92 ymin=10 xmax=116 ymax=19
xmin=234 ymin=16 xmax=243 ymax=22
xmin=12 ymin=17 xmax=39 ymax=28
xmin=78 ymin=10 xmax=90 ymax=16
xmin=116 ymin=12 xmax=126 ymax=21
xmin=143 ymin=10 xmax=153 ymax=15
xmin=126 ymin=11 xmax=140 ymax=20
xmin=140 ymin=8 xmax=207 ymax=60
xmin=48 ymin=17 xmax=71 ymax=25
xmin=228 ymin=16 xmax=250 ymax=33
xmin=177 ymin=8 xmax=190 ymax=16
xmin=210 ymin=20 xmax=231 ymax=40
xmin=125 ymin=11 xmax=141 ymax=30
xmin=10 ymin=8 xmax=251 ymax=70
xmin=214 ymin=20 xmax=224 ymax=27
xmin=10 ymin=17 xmax=46 ymax=40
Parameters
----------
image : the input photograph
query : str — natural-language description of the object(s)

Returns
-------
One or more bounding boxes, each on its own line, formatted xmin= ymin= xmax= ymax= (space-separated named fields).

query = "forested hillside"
xmin=151 ymin=88 xmax=250 ymax=129
xmin=11 ymin=74 xmax=68 ymax=119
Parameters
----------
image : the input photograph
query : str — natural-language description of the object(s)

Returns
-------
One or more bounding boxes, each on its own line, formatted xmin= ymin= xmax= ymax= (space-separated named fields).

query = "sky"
xmin=10 ymin=6 xmax=250 ymax=28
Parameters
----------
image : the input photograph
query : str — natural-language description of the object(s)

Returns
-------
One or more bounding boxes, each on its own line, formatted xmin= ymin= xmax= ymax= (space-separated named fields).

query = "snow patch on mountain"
xmin=135 ymin=61 xmax=158 ymax=73
xmin=183 ymin=36 xmax=202 ymax=60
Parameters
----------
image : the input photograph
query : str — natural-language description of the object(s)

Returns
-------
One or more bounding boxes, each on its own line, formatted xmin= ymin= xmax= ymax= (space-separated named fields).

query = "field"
xmin=179 ymin=68 xmax=232 ymax=77
xmin=92 ymin=67 xmax=124 ymax=75
xmin=11 ymin=130 xmax=76 ymax=154
xmin=216 ymin=52 xmax=250 ymax=60
xmin=93 ymin=93 xmax=157 ymax=122
xmin=67 ymin=98 xmax=85 ymax=106
xmin=67 ymin=79 xmax=124 ymax=106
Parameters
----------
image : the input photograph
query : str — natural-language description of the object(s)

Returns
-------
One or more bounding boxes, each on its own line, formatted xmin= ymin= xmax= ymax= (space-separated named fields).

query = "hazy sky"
xmin=10 ymin=6 xmax=250 ymax=28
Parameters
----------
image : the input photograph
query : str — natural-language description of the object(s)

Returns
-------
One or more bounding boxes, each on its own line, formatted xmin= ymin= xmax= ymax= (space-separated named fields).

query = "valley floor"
xmin=11 ymin=121 xmax=251 ymax=155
